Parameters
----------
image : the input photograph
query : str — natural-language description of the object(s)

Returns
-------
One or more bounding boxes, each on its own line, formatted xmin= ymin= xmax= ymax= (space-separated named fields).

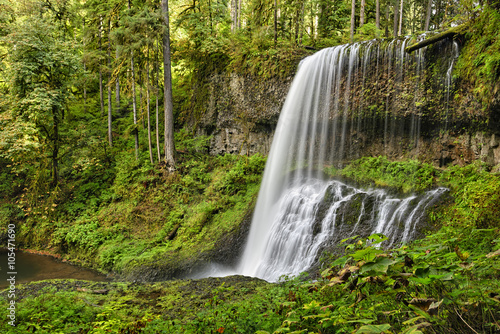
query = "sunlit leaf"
xmin=355 ymin=324 xmax=391 ymax=333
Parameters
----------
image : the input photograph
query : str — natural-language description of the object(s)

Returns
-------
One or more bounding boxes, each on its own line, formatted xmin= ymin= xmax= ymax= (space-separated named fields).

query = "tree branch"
xmin=405 ymin=23 xmax=468 ymax=53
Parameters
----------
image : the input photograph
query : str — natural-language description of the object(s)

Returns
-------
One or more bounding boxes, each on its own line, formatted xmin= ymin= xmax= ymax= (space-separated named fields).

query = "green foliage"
xmin=354 ymin=23 xmax=383 ymax=41
xmin=174 ymin=0 xmax=231 ymax=61
xmin=330 ymin=156 xmax=438 ymax=193
xmin=2 ymin=152 xmax=500 ymax=334
xmin=211 ymin=153 xmax=266 ymax=196
xmin=456 ymin=5 xmax=500 ymax=108
xmin=111 ymin=151 xmax=154 ymax=198
xmin=1 ymin=9 xmax=81 ymax=191
xmin=439 ymin=161 xmax=500 ymax=229
xmin=52 ymin=220 xmax=110 ymax=254
xmin=0 ymin=286 xmax=95 ymax=333
xmin=270 ymin=232 xmax=500 ymax=333
xmin=174 ymin=128 xmax=212 ymax=154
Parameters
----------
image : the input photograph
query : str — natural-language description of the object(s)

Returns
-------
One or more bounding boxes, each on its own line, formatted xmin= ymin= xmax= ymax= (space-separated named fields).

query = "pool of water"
xmin=0 ymin=249 xmax=108 ymax=289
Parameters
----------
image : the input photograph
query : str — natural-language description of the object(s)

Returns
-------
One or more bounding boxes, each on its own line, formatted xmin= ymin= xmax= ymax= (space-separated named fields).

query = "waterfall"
xmin=239 ymin=179 xmax=447 ymax=282
xmin=234 ymin=37 xmax=457 ymax=282
xmin=444 ymin=41 xmax=459 ymax=129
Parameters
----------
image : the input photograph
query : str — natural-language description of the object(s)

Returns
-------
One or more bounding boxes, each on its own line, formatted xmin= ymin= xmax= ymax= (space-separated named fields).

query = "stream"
xmin=0 ymin=248 xmax=108 ymax=289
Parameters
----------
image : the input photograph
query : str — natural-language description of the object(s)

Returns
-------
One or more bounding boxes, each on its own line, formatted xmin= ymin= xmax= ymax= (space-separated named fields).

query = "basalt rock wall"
xmin=194 ymin=37 xmax=500 ymax=169
xmin=195 ymin=72 xmax=293 ymax=156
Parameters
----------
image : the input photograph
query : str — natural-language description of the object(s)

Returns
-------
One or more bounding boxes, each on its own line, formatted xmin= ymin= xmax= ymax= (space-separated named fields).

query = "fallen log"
xmin=405 ymin=23 xmax=468 ymax=53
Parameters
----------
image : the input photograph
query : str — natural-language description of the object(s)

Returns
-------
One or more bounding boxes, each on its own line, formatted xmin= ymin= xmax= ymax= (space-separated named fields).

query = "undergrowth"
xmin=1 ymin=230 xmax=498 ymax=333
xmin=1 ymin=149 xmax=499 ymax=333
xmin=0 ymin=130 xmax=266 ymax=277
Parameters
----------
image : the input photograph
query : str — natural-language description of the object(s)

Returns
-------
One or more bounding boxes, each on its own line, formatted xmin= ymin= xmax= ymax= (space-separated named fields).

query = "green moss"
xmin=326 ymin=156 xmax=438 ymax=193
xmin=456 ymin=5 xmax=500 ymax=109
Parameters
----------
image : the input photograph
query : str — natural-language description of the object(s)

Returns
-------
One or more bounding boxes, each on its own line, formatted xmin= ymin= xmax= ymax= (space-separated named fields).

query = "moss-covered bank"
xmin=0 ymin=137 xmax=266 ymax=281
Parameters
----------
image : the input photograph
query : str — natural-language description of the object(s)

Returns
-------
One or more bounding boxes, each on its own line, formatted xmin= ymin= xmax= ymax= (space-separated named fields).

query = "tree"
xmin=350 ymin=0 xmax=356 ymax=42
xmin=393 ymin=0 xmax=399 ymax=36
xmin=376 ymin=0 xmax=380 ymax=29
xmin=99 ymin=16 xmax=105 ymax=115
xmin=3 ymin=16 xmax=79 ymax=186
xmin=360 ymin=0 xmax=365 ymax=27
xmin=155 ymin=37 xmax=161 ymax=162
xmin=424 ymin=0 xmax=432 ymax=31
xmin=127 ymin=0 xmax=140 ymax=160
xmin=146 ymin=40 xmax=153 ymax=164
xmin=107 ymin=18 xmax=113 ymax=147
xmin=162 ymin=0 xmax=175 ymax=169
xmin=115 ymin=15 xmax=120 ymax=116
xmin=398 ymin=0 xmax=404 ymax=36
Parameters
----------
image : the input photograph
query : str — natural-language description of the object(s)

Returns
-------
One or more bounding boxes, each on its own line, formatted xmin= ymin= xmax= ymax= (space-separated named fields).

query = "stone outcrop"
xmin=193 ymin=38 xmax=500 ymax=169
xmin=196 ymin=72 xmax=293 ymax=156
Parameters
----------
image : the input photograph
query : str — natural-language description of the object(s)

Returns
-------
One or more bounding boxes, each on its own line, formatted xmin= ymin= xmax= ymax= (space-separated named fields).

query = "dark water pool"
xmin=0 ymin=249 xmax=108 ymax=289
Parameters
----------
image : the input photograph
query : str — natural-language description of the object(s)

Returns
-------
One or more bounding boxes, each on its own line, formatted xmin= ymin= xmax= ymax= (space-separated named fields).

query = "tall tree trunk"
xmin=298 ymin=1 xmax=305 ymax=45
xmin=83 ymin=61 xmax=87 ymax=114
xmin=350 ymin=0 xmax=356 ymax=42
xmin=238 ymin=0 xmax=242 ymax=28
xmin=360 ymin=0 xmax=365 ymax=27
xmin=376 ymin=0 xmax=380 ymax=30
xmin=231 ymin=0 xmax=239 ymax=32
xmin=162 ymin=0 xmax=176 ymax=169
xmin=107 ymin=19 xmax=113 ymax=147
xmin=129 ymin=1 xmax=139 ymax=160
xmin=309 ymin=1 xmax=314 ymax=39
xmin=385 ymin=3 xmax=389 ymax=37
xmin=99 ymin=16 xmax=104 ymax=116
xmin=115 ymin=18 xmax=120 ymax=115
xmin=424 ymin=0 xmax=432 ymax=31
xmin=139 ymin=77 xmax=144 ymax=129
xmin=83 ymin=19 xmax=87 ymax=114
xmin=412 ymin=0 xmax=416 ymax=34
xmin=398 ymin=0 xmax=404 ymax=36
xmin=274 ymin=0 xmax=278 ymax=45
xmin=393 ymin=0 xmax=399 ymax=37
xmin=51 ymin=108 xmax=59 ymax=187
xmin=147 ymin=44 xmax=153 ymax=164
xmin=155 ymin=37 xmax=161 ymax=162
xmin=294 ymin=4 xmax=300 ymax=45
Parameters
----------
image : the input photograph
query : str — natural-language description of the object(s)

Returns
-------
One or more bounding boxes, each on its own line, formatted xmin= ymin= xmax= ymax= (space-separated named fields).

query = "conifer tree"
xmin=162 ymin=0 xmax=175 ymax=169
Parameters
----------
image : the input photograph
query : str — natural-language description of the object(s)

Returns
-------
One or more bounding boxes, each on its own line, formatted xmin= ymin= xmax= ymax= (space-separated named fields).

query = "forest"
xmin=1 ymin=0 xmax=500 ymax=333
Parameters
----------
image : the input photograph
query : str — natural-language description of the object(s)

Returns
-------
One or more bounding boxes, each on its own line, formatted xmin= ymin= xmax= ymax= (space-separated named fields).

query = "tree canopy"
xmin=0 ymin=0 xmax=485 ymax=196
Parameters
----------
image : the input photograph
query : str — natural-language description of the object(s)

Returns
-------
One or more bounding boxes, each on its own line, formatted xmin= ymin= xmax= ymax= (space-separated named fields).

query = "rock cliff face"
xmin=195 ymin=37 xmax=500 ymax=169
xmin=196 ymin=72 xmax=293 ymax=156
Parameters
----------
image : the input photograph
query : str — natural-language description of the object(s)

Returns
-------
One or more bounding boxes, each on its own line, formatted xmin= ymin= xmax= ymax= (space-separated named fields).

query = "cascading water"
xmin=239 ymin=179 xmax=447 ymax=282
xmin=444 ymin=41 xmax=460 ymax=129
xmin=234 ymin=36 xmax=458 ymax=282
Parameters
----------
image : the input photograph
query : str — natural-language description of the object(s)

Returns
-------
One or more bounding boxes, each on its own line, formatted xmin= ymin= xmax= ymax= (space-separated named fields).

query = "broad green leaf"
xmin=303 ymin=300 xmax=321 ymax=310
xmin=347 ymin=319 xmax=376 ymax=324
xmin=341 ymin=235 xmax=360 ymax=243
xmin=428 ymin=273 xmax=454 ymax=281
xmin=352 ymin=247 xmax=384 ymax=262
xmin=360 ymin=257 xmax=396 ymax=274
xmin=414 ymin=265 xmax=430 ymax=278
xmin=355 ymin=324 xmax=391 ymax=333
xmin=402 ymin=325 xmax=425 ymax=334
xmin=402 ymin=316 xmax=426 ymax=325
xmin=367 ymin=233 xmax=388 ymax=245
